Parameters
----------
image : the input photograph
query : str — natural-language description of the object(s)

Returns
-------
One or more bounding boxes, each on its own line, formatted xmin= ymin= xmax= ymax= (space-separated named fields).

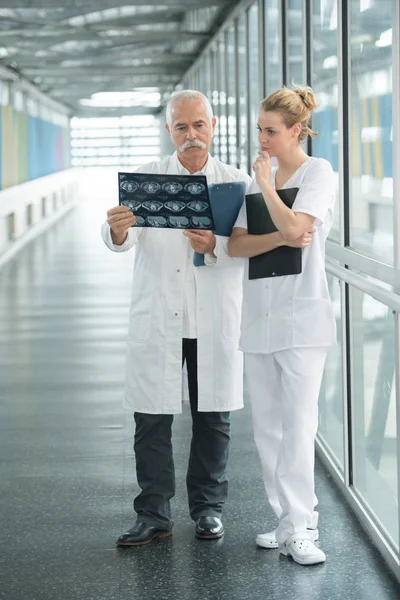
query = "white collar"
xmin=170 ymin=151 xmax=214 ymax=176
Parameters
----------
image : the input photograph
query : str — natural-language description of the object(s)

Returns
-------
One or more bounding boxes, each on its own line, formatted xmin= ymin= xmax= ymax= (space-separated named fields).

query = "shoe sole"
xmin=195 ymin=530 xmax=224 ymax=540
xmin=256 ymin=530 xmax=319 ymax=550
xmin=280 ymin=547 xmax=326 ymax=565
xmin=256 ymin=538 xmax=279 ymax=549
xmin=116 ymin=529 xmax=172 ymax=546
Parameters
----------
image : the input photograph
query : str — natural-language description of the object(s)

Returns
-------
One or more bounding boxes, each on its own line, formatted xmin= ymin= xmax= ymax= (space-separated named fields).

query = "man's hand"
xmin=183 ymin=229 xmax=216 ymax=256
xmin=284 ymin=227 xmax=315 ymax=248
xmin=107 ymin=206 xmax=135 ymax=245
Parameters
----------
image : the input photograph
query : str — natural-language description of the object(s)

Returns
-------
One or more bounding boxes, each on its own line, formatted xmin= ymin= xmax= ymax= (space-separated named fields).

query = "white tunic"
xmin=102 ymin=152 xmax=252 ymax=413
xmin=234 ymin=156 xmax=336 ymax=354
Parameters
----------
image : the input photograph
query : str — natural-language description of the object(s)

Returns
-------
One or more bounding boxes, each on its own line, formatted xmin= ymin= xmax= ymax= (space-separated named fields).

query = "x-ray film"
xmin=118 ymin=172 xmax=215 ymax=230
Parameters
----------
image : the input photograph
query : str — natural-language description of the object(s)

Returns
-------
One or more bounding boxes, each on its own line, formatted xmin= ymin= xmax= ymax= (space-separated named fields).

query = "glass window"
xmin=350 ymin=286 xmax=398 ymax=546
xmin=193 ymin=69 xmax=198 ymax=91
xmin=197 ymin=66 xmax=205 ymax=94
xmin=226 ymin=25 xmax=237 ymax=166
xmin=248 ymin=3 xmax=260 ymax=169
xmin=13 ymin=90 xmax=24 ymax=112
xmin=0 ymin=80 xmax=9 ymax=106
xmin=311 ymin=0 xmax=340 ymax=243
xmin=192 ymin=68 xmax=198 ymax=91
xmin=237 ymin=12 xmax=248 ymax=172
xmin=70 ymin=116 xmax=160 ymax=168
xmin=319 ymin=273 xmax=344 ymax=471
xmin=349 ymin=0 xmax=394 ymax=264
xmin=71 ymin=127 xmax=159 ymax=138
xmin=287 ymin=0 xmax=304 ymax=85
xmin=72 ymin=137 xmax=159 ymax=148
xmin=218 ymin=37 xmax=228 ymax=164
xmin=264 ymin=0 xmax=281 ymax=94
xmin=210 ymin=46 xmax=220 ymax=159
xmin=204 ymin=52 xmax=212 ymax=106
xmin=71 ymin=117 xmax=121 ymax=128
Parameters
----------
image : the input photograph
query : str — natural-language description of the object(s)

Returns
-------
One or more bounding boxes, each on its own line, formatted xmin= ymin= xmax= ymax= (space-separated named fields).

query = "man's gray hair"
xmin=166 ymin=90 xmax=214 ymax=127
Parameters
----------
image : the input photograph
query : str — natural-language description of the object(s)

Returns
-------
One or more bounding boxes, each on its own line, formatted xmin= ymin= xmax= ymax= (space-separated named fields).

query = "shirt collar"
xmin=170 ymin=151 xmax=214 ymax=176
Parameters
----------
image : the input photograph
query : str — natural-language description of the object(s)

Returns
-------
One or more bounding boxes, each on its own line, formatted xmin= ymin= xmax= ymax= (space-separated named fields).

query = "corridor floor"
xmin=1 ymin=181 xmax=400 ymax=600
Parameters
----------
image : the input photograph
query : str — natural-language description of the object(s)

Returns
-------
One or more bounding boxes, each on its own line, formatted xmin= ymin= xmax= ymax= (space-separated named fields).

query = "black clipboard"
xmin=245 ymin=187 xmax=302 ymax=280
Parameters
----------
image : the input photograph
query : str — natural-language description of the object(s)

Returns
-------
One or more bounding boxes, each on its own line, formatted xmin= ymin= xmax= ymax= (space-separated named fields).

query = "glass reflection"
xmin=351 ymin=285 xmax=398 ymax=545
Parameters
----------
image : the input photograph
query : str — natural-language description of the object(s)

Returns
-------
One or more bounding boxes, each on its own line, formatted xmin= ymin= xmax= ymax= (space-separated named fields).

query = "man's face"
xmin=166 ymin=99 xmax=216 ymax=160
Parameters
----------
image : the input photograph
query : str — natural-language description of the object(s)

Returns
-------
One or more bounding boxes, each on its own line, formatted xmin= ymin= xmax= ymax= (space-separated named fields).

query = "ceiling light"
xmin=322 ymin=55 xmax=338 ymax=69
xmin=360 ymin=0 xmax=372 ymax=11
xmin=351 ymin=34 xmax=373 ymax=44
xmin=79 ymin=90 xmax=161 ymax=108
xmin=376 ymin=29 xmax=392 ymax=48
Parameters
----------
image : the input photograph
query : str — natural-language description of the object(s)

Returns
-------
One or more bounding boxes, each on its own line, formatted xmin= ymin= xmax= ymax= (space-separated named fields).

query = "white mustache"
xmin=179 ymin=139 xmax=207 ymax=152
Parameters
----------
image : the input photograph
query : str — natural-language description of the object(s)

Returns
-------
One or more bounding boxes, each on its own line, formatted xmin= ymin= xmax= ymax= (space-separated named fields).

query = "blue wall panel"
xmin=1 ymin=107 xmax=70 ymax=191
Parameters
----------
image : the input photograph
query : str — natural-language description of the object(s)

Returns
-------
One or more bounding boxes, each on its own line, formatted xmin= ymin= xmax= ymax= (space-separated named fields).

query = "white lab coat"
xmin=102 ymin=152 xmax=252 ymax=414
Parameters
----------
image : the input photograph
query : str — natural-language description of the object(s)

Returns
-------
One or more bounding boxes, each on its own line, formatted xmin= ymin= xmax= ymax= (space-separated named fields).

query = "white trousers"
xmin=244 ymin=347 xmax=328 ymax=546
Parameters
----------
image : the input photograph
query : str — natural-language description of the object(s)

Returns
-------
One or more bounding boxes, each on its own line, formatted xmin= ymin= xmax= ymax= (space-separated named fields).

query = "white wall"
xmin=0 ymin=168 xmax=82 ymax=267
xmin=159 ymin=107 xmax=175 ymax=160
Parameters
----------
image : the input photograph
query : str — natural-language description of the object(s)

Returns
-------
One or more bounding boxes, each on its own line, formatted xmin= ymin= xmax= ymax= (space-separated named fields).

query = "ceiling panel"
xmin=0 ymin=0 xmax=239 ymax=116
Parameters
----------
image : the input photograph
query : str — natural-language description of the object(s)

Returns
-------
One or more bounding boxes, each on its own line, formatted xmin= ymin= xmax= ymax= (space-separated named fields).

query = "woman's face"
xmin=257 ymin=110 xmax=300 ymax=158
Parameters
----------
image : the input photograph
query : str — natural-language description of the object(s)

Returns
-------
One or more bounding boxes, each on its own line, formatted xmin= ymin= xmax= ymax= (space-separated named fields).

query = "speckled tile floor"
xmin=1 ymin=194 xmax=399 ymax=600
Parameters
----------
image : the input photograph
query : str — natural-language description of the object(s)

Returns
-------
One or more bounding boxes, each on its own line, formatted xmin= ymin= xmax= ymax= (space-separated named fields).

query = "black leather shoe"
xmin=116 ymin=522 xmax=172 ymax=546
xmin=195 ymin=516 xmax=224 ymax=540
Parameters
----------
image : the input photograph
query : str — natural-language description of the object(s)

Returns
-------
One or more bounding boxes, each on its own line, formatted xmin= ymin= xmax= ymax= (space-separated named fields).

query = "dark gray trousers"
xmin=133 ymin=338 xmax=231 ymax=529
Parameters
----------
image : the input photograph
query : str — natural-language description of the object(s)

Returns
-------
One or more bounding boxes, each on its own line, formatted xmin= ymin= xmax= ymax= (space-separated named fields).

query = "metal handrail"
xmin=325 ymin=257 xmax=400 ymax=312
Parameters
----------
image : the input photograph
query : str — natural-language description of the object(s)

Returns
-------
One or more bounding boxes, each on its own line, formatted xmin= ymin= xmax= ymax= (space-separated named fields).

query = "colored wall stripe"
xmin=371 ymin=96 xmax=383 ymax=179
xmin=361 ymin=98 xmax=371 ymax=177
xmin=351 ymin=103 xmax=362 ymax=178
xmin=312 ymin=107 xmax=339 ymax=172
xmin=380 ymin=94 xmax=392 ymax=178
xmin=0 ymin=108 xmax=2 ymax=191
xmin=0 ymin=104 xmax=70 ymax=191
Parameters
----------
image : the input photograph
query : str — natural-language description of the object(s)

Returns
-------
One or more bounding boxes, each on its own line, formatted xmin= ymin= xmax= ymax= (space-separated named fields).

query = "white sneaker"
xmin=280 ymin=534 xmax=326 ymax=565
xmin=256 ymin=528 xmax=319 ymax=550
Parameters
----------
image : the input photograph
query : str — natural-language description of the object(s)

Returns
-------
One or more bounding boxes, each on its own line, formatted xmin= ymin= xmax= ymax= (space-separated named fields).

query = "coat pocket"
xmin=129 ymin=313 xmax=151 ymax=344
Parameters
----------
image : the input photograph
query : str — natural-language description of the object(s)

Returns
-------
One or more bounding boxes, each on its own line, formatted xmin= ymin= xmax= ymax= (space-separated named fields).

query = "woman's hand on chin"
xmin=253 ymin=151 xmax=272 ymax=185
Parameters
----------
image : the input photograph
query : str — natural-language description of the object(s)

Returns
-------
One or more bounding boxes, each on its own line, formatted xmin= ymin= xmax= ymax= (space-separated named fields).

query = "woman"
xmin=228 ymin=86 xmax=336 ymax=566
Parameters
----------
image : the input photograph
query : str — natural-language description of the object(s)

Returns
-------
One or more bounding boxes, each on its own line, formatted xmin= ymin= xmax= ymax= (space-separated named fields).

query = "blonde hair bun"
xmin=293 ymin=86 xmax=318 ymax=111
xmin=260 ymin=85 xmax=319 ymax=142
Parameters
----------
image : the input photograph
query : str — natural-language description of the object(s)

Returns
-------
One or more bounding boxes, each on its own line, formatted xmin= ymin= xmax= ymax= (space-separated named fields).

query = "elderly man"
xmin=102 ymin=90 xmax=251 ymax=546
